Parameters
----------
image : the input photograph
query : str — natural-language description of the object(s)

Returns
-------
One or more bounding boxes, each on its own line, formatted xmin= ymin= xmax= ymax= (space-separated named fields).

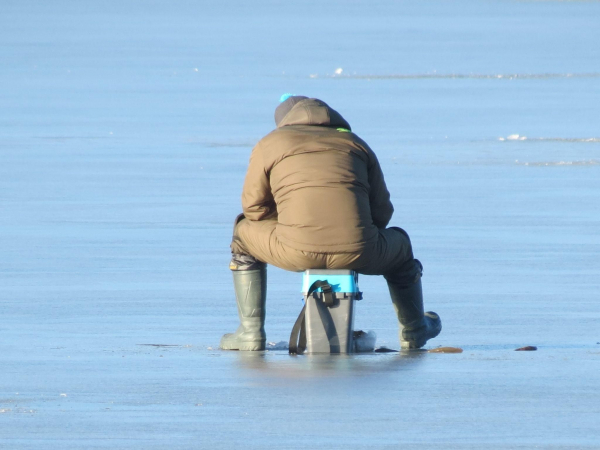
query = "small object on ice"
xmin=353 ymin=330 xmax=377 ymax=353
xmin=428 ymin=347 xmax=463 ymax=353
xmin=515 ymin=346 xmax=537 ymax=351
xmin=334 ymin=68 xmax=343 ymax=75
xmin=507 ymin=134 xmax=521 ymax=140
xmin=374 ymin=347 xmax=398 ymax=353
xmin=266 ymin=341 xmax=289 ymax=351
xmin=60 ymin=393 xmax=67 ymax=397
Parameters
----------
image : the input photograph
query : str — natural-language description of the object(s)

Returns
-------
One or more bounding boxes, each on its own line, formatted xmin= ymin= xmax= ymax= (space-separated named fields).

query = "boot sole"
xmin=400 ymin=339 xmax=428 ymax=350
xmin=401 ymin=314 xmax=442 ymax=349
xmin=220 ymin=339 xmax=266 ymax=351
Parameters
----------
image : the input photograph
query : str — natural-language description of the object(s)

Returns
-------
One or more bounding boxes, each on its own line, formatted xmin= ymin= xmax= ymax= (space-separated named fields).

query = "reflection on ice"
xmin=232 ymin=350 xmax=428 ymax=379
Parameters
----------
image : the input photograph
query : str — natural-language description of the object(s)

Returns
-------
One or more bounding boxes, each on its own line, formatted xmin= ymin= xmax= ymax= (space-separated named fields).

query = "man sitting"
xmin=221 ymin=95 xmax=441 ymax=351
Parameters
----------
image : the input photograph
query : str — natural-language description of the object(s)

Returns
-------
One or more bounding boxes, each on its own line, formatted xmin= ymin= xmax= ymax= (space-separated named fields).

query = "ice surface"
xmin=1 ymin=0 xmax=600 ymax=449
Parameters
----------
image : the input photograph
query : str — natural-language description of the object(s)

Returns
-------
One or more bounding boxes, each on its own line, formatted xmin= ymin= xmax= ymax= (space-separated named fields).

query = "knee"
xmin=384 ymin=258 xmax=423 ymax=287
xmin=230 ymin=215 xmax=252 ymax=256
xmin=387 ymin=226 xmax=414 ymax=257
xmin=230 ymin=235 xmax=247 ymax=255
xmin=230 ymin=253 xmax=266 ymax=271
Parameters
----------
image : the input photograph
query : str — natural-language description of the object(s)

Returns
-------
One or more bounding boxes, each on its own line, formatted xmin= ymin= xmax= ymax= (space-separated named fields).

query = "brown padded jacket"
xmin=242 ymin=98 xmax=394 ymax=254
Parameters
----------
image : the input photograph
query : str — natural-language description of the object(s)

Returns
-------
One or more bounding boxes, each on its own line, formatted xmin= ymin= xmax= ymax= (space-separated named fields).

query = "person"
xmin=221 ymin=95 xmax=441 ymax=351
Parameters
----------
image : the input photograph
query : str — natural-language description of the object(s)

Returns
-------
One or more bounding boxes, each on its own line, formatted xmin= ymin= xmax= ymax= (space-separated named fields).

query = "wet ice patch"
xmin=521 ymin=160 xmax=600 ymax=167
xmin=318 ymin=72 xmax=600 ymax=80
xmin=535 ymin=137 xmax=600 ymax=143
xmin=137 ymin=344 xmax=181 ymax=348
xmin=0 ymin=408 xmax=36 ymax=414
xmin=499 ymin=136 xmax=600 ymax=143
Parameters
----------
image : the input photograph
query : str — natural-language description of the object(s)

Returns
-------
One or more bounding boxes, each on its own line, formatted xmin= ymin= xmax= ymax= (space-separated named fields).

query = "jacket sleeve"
xmin=367 ymin=148 xmax=394 ymax=228
xmin=241 ymin=144 xmax=277 ymax=221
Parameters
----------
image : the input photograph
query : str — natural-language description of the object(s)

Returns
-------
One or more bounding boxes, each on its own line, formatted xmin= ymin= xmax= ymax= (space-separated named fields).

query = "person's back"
xmin=222 ymin=95 xmax=441 ymax=351
xmin=243 ymin=99 xmax=393 ymax=255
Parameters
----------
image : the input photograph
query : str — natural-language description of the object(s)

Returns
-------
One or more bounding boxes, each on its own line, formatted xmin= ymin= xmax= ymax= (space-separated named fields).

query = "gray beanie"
xmin=274 ymin=95 xmax=308 ymax=126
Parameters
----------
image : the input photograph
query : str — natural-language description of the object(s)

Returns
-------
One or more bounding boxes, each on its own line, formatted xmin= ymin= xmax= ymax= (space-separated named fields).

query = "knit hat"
xmin=274 ymin=94 xmax=308 ymax=126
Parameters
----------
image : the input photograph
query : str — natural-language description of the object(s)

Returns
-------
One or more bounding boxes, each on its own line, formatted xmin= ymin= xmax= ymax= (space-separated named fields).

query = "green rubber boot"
xmin=387 ymin=268 xmax=441 ymax=350
xmin=220 ymin=258 xmax=267 ymax=351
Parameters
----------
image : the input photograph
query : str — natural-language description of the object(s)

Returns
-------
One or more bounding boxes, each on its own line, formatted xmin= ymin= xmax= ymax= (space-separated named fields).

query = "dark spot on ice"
xmin=515 ymin=346 xmax=537 ymax=351
xmin=374 ymin=347 xmax=398 ymax=353
xmin=137 ymin=344 xmax=181 ymax=347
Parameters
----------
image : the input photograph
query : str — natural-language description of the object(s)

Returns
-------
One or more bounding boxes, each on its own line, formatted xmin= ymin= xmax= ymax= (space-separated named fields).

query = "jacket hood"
xmin=276 ymin=98 xmax=351 ymax=130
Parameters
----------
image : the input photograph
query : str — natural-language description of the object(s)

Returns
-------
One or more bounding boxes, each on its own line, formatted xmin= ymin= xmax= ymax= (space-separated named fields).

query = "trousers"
xmin=230 ymin=217 xmax=420 ymax=285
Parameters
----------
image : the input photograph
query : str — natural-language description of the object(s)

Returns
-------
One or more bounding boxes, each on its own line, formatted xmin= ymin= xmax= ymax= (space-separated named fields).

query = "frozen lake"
xmin=1 ymin=1 xmax=600 ymax=448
